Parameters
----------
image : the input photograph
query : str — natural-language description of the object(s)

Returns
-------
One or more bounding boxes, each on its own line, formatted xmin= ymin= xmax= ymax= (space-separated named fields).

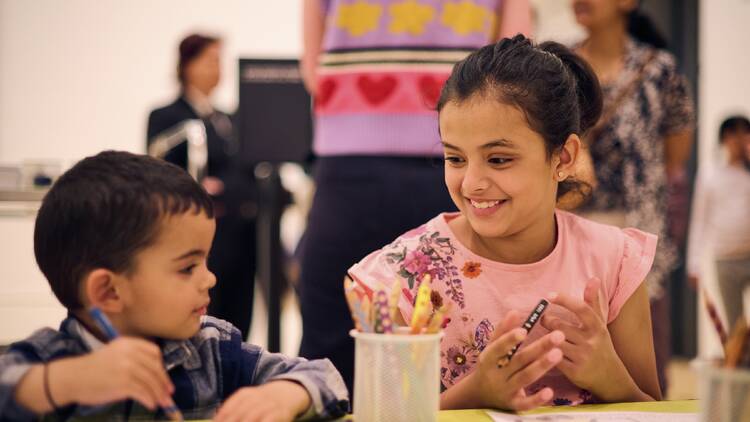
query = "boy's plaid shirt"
xmin=0 ymin=316 xmax=349 ymax=421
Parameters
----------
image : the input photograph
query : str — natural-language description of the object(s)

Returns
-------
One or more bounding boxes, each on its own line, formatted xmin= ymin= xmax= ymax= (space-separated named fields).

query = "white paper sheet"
xmin=487 ymin=410 xmax=699 ymax=422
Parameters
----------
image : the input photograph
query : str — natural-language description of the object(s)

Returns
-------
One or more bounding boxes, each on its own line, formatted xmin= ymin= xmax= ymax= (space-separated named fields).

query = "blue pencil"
xmin=88 ymin=307 xmax=183 ymax=421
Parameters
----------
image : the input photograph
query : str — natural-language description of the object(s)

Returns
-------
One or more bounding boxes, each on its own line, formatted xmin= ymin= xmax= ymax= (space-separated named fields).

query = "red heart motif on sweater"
xmin=315 ymin=78 xmax=337 ymax=109
xmin=357 ymin=75 xmax=397 ymax=105
xmin=418 ymin=75 xmax=445 ymax=109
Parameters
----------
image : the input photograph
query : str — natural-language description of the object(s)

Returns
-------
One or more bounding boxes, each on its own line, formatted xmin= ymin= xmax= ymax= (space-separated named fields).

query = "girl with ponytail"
xmin=572 ymin=0 xmax=696 ymax=394
xmin=347 ymin=35 xmax=661 ymax=411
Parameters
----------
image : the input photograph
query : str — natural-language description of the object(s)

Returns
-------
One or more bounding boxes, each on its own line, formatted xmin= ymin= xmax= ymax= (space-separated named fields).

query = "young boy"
xmin=0 ymin=151 xmax=349 ymax=421
xmin=687 ymin=115 xmax=750 ymax=326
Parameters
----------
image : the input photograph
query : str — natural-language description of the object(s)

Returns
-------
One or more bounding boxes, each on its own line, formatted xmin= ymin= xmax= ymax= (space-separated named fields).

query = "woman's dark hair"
xmin=719 ymin=115 xmax=750 ymax=143
xmin=177 ymin=33 xmax=220 ymax=86
xmin=437 ymin=34 xmax=603 ymax=206
xmin=34 ymin=151 xmax=214 ymax=310
xmin=627 ymin=8 xmax=668 ymax=49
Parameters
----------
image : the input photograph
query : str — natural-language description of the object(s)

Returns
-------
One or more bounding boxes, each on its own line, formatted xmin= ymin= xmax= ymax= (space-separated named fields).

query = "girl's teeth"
xmin=471 ymin=199 xmax=500 ymax=209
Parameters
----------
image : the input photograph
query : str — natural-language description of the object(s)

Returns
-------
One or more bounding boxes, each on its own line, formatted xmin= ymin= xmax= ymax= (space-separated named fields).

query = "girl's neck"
xmin=581 ymin=23 xmax=628 ymax=61
xmin=460 ymin=212 xmax=558 ymax=265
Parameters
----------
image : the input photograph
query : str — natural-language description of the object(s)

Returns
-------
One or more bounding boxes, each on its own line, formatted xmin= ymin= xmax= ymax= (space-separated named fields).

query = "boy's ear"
xmin=83 ymin=269 xmax=124 ymax=313
xmin=554 ymin=134 xmax=581 ymax=181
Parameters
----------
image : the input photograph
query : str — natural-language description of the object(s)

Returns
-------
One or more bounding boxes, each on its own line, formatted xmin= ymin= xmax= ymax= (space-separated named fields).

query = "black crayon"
xmin=497 ymin=299 xmax=549 ymax=367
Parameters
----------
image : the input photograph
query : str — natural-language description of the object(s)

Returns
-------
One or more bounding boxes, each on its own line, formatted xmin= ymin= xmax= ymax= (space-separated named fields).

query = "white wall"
xmin=0 ymin=0 xmax=302 ymax=165
xmin=698 ymin=0 xmax=750 ymax=167
xmin=696 ymin=0 xmax=750 ymax=357
xmin=0 ymin=0 xmax=303 ymax=345
xmin=530 ymin=0 xmax=585 ymax=44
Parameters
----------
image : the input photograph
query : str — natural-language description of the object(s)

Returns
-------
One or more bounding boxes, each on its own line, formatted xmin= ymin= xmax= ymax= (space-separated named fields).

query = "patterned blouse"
xmin=579 ymin=38 xmax=695 ymax=295
xmin=349 ymin=211 xmax=656 ymax=405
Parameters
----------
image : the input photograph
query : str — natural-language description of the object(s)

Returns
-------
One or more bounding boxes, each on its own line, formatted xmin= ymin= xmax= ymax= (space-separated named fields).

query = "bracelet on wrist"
xmin=43 ymin=362 xmax=60 ymax=412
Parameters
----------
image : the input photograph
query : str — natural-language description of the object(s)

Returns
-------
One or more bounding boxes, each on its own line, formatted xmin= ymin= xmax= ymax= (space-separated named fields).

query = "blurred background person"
xmin=570 ymin=0 xmax=695 ymax=394
xmin=147 ymin=33 xmax=258 ymax=340
xmin=687 ymin=115 xmax=750 ymax=327
xmin=296 ymin=0 xmax=532 ymax=393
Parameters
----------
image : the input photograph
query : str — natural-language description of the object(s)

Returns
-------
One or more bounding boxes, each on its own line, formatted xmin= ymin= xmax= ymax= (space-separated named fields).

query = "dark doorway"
xmin=641 ymin=0 xmax=699 ymax=358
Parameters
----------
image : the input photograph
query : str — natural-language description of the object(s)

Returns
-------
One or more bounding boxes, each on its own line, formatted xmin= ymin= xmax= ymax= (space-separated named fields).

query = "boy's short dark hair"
xmin=719 ymin=115 xmax=750 ymax=143
xmin=34 ymin=151 xmax=214 ymax=310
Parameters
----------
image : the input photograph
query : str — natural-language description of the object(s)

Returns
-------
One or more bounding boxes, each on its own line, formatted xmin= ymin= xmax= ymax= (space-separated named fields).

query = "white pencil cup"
xmin=351 ymin=329 xmax=443 ymax=422
xmin=694 ymin=359 xmax=750 ymax=421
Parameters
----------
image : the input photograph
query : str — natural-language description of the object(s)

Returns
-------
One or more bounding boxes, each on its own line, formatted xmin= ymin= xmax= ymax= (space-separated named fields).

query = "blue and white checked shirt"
xmin=0 ymin=316 xmax=349 ymax=421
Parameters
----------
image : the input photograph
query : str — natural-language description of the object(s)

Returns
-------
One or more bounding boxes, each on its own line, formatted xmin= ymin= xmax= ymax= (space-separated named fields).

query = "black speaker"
xmin=238 ymin=59 xmax=312 ymax=164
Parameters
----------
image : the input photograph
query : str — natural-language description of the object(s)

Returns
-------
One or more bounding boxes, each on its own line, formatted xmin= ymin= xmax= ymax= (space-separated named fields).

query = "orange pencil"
xmin=344 ymin=278 xmax=372 ymax=332
xmin=724 ymin=317 xmax=749 ymax=368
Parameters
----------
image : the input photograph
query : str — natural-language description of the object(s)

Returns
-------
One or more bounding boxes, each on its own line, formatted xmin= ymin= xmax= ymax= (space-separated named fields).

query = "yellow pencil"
xmin=410 ymin=275 xmax=432 ymax=334
xmin=426 ymin=302 xmax=452 ymax=334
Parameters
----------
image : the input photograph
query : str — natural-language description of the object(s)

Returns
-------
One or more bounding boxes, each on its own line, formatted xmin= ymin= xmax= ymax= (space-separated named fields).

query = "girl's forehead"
xmin=439 ymin=99 xmax=541 ymax=146
xmin=440 ymin=96 xmax=528 ymax=124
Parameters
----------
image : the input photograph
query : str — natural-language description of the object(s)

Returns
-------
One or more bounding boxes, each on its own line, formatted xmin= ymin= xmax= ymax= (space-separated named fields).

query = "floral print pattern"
xmin=386 ymin=231 xmax=467 ymax=308
xmin=473 ymin=319 xmax=494 ymax=351
xmin=461 ymin=261 xmax=482 ymax=278
xmin=443 ymin=345 xmax=478 ymax=379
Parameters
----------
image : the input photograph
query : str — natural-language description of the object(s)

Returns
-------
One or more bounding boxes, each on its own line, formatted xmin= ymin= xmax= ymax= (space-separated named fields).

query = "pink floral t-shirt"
xmin=348 ymin=210 xmax=657 ymax=405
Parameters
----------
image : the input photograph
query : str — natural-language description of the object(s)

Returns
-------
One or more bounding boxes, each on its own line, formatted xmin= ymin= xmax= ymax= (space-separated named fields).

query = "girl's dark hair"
xmin=437 ymin=34 xmax=603 ymax=206
xmin=177 ymin=33 xmax=220 ymax=86
xmin=627 ymin=8 xmax=668 ymax=49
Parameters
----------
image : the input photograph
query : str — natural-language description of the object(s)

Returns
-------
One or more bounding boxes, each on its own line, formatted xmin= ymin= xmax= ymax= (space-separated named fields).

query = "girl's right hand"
xmin=442 ymin=311 xmax=565 ymax=411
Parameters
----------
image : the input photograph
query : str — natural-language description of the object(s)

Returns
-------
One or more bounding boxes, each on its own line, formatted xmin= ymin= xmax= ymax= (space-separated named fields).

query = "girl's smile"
xmin=466 ymin=197 xmax=509 ymax=217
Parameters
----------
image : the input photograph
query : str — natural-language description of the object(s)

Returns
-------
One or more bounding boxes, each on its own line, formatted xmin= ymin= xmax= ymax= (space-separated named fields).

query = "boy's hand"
xmin=541 ymin=278 xmax=630 ymax=400
xmin=58 ymin=337 xmax=175 ymax=410
xmin=441 ymin=311 xmax=565 ymax=411
xmin=214 ymin=380 xmax=312 ymax=422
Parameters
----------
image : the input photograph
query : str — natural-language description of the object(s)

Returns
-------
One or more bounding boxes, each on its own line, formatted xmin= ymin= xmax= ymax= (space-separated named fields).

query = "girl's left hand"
xmin=540 ymin=278 xmax=631 ymax=400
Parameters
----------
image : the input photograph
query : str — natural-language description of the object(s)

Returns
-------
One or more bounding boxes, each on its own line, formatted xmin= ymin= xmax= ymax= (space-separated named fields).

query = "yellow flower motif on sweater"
xmin=442 ymin=1 xmax=493 ymax=35
xmin=335 ymin=1 xmax=383 ymax=37
xmin=388 ymin=0 xmax=435 ymax=35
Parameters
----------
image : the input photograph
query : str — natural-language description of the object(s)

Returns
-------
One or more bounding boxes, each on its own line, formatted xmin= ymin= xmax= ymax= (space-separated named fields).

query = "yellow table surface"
xmin=437 ymin=400 xmax=698 ymax=421
xmin=192 ymin=400 xmax=698 ymax=421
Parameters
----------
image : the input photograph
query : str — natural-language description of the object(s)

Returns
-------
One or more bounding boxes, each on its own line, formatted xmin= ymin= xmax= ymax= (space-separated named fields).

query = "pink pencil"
xmin=702 ymin=288 xmax=728 ymax=345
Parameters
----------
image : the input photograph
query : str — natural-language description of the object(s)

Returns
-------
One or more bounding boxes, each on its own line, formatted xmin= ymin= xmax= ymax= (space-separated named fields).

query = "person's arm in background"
xmin=686 ymin=170 xmax=713 ymax=288
xmin=660 ymin=53 xmax=696 ymax=246
xmin=301 ymin=0 xmax=325 ymax=95
xmin=146 ymin=109 xmax=166 ymax=148
xmin=492 ymin=0 xmax=532 ymax=41
xmin=665 ymin=130 xmax=694 ymax=179
xmin=664 ymin=129 xmax=694 ymax=246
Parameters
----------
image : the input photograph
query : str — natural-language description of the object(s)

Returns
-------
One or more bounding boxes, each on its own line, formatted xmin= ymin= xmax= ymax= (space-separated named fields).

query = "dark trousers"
xmin=297 ymin=156 xmax=455 ymax=395
xmin=208 ymin=215 xmax=257 ymax=340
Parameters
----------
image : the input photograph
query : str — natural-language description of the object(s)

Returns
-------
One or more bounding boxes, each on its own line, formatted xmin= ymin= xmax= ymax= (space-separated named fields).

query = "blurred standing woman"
xmin=298 ymin=0 xmax=532 ymax=394
xmin=147 ymin=34 xmax=257 ymax=340
xmin=571 ymin=0 xmax=695 ymax=394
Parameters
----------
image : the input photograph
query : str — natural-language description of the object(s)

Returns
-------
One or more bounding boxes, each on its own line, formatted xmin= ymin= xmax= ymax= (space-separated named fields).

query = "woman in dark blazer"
xmin=147 ymin=34 xmax=257 ymax=339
